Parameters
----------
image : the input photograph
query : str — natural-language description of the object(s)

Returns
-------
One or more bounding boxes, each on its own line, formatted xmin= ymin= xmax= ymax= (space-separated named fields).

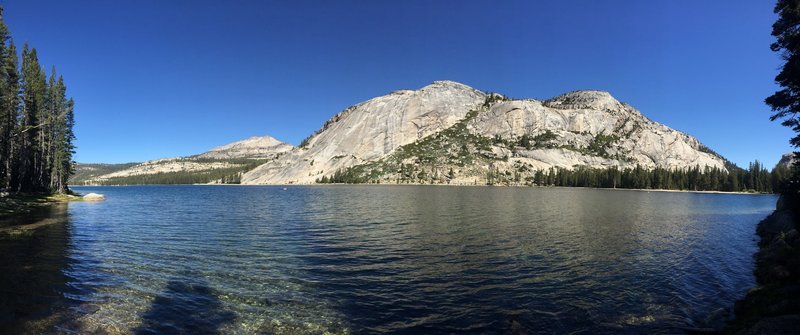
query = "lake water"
xmin=0 ymin=185 xmax=777 ymax=334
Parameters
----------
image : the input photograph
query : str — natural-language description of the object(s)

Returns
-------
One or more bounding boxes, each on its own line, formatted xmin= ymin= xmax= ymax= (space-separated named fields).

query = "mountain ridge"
xmin=242 ymin=81 xmax=725 ymax=185
xmin=74 ymin=81 xmax=728 ymax=186
xmin=241 ymin=80 xmax=487 ymax=184
xmin=72 ymin=136 xmax=293 ymax=185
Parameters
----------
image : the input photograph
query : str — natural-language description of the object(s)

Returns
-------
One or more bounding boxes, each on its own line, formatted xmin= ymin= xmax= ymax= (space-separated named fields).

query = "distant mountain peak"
xmin=73 ymin=135 xmax=294 ymax=185
xmin=207 ymin=135 xmax=284 ymax=152
xmin=198 ymin=135 xmax=293 ymax=159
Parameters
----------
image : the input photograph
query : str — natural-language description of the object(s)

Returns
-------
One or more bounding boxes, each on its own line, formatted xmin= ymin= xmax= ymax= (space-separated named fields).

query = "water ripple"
xmin=8 ymin=185 xmax=777 ymax=334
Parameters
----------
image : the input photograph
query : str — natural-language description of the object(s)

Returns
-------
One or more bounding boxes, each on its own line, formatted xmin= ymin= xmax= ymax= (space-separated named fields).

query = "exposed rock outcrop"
xmin=194 ymin=136 xmax=293 ymax=159
xmin=78 ymin=81 xmax=729 ymax=186
xmin=82 ymin=193 xmax=105 ymax=201
xmin=468 ymin=91 xmax=724 ymax=171
xmin=242 ymin=82 xmax=726 ymax=185
xmin=241 ymin=81 xmax=487 ymax=184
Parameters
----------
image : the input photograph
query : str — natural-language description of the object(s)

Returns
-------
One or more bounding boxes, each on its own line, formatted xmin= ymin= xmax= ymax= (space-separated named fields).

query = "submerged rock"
xmin=82 ymin=193 xmax=105 ymax=201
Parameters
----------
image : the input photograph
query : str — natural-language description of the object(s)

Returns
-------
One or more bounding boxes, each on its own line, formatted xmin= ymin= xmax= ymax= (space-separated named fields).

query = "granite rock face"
xmin=196 ymin=136 xmax=293 ymax=159
xmin=241 ymin=81 xmax=486 ymax=184
xmin=242 ymin=81 xmax=726 ymax=185
xmin=467 ymin=91 xmax=725 ymax=171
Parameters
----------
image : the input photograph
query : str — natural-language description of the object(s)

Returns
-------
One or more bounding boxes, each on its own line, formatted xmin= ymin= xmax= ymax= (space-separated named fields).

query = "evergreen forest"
xmin=0 ymin=7 xmax=76 ymax=195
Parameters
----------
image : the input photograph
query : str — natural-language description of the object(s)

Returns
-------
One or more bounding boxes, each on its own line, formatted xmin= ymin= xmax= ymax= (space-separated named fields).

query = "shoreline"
xmin=74 ymin=183 xmax=773 ymax=196
xmin=0 ymin=193 xmax=82 ymax=222
xmin=721 ymin=196 xmax=800 ymax=334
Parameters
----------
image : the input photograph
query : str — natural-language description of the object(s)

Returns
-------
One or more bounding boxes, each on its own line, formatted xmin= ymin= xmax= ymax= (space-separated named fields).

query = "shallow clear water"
xmin=1 ymin=185 xmax=777 ymax=334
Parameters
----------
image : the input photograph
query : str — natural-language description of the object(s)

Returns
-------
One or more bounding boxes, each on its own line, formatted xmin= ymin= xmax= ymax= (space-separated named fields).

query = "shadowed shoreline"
xmin=0 ymin=204 xmax=73 ymax=334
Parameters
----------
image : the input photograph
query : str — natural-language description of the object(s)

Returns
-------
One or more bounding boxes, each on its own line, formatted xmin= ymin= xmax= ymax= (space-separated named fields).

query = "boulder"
xmin=82 ymin=193 xmax=105 ymax=201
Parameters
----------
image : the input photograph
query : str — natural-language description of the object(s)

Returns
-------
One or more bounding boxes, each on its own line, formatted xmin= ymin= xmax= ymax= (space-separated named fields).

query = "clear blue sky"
xmin=1 ymin=0 xmax=792 ymax=167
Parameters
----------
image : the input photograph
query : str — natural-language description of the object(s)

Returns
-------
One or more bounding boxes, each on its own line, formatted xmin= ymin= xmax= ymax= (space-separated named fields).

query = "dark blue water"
xmin=1 ymin=186 xmax=777 ymax=334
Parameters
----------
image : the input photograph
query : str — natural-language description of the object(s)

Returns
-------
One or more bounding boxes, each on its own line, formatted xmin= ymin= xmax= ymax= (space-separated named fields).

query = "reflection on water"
xmin=0 ymin=186 xmax=778 ymax=334
xmin=0 ymin=204 xmax=72 ymax=334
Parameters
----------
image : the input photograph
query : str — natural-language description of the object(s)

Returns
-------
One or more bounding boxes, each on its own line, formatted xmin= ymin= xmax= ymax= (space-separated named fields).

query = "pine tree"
xmin=766 ymin=0 xmax=800 ymax=207
xmin=0 ymin=5 xmax=76 ymax=195
xmin=3 ymin=41 xmax=18 ymax=190
xmin=17 ymin=44 xmax=37 ymax=192
xmin=767 ymin=1 xmax=800 ymax=148
xmin=0 ymin=7 xmax=9 ymax=189
xmin=52 ymin=79 xmax=74 ymax=193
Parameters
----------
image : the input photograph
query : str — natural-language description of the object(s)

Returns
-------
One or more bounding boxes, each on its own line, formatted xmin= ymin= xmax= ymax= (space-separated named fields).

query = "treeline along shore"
xmin=0 ymin=6 xmax=76 ymax=197
xmin=319 ymin=161 xmax=786 ymax=194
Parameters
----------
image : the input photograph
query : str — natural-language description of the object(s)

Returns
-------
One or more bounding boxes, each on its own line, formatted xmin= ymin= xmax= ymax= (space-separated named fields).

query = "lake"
xmin=0 ymin=185 xmax=777 ymax=334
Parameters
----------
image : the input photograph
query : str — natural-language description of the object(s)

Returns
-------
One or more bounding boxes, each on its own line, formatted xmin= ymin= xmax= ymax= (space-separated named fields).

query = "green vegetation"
xmin=315 ymin=90 xmax=777 ymax=191
xmin=531 ymin=130 xmax=558 ymax=148
xmin=724 ymin=5 xmax=800 ymax=334
xmin=482 ymin=92 xmax=508 ymax=107
xmin=766 ymin=0 xmax=800 ymax=207
xmin=585 ymin=134 xmax=620 ymax=158
xmin=0 ymin=6 xmax=76 ymax=195
xmin=528 ymin=162 xmax=773 ymax=193
xmin=772 ymin=162 xmax=794 ymax=193
xmin=393 ymin=109 xmax=496 ymax=165
xmin=767 ymin=1 xmax=800 ymax=150
xmin=319 ymin=152 xmax=776 ymax=193
xmin=317 ymin=103 xmax=506 ymax=184
xmin=299 ymin=134 xmax=313 ymax=148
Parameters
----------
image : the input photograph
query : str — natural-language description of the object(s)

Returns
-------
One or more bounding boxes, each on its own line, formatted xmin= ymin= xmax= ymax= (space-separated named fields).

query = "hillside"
xmin=71 ymin=163 xmax=139 ymax=184
xmin=242 ymin=81 xmax=485 ymax=184
xmin=74 ymin=136 xmax=293 ymax=185
xmin=241 ymin=81 xmax=725 ymax=185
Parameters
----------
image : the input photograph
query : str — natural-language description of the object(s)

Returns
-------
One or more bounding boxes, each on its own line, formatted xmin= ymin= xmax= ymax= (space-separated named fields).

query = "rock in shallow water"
xmin=82 ymin=193 xmax=105 ymax=201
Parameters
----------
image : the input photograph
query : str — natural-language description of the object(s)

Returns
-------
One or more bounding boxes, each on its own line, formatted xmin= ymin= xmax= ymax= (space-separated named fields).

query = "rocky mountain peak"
xmin=543 ymin=90 xmax=621 ymax=110
xmin=416 ymin=80 xmax=487 ymax=97
xmin=425 ymin=80 xmax=477 ymax=90
xmin=241 ymin=81 xmax=487 ymax=184
xmin=196 ymin=135 xmax=293 ymax=159
xmin=210 ymin=135 xmax=283 ymax=150
xmin=241 ymin=82 xmax=725 ymax=185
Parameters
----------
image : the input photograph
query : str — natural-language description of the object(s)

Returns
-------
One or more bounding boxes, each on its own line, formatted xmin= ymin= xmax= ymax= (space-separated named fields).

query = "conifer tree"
xmin=767 ymin=0 xmax=800 ymax=148
xmin=766 ymin=0 xmax=800 ymax=207
xmin=3 ymin=41 xmax=18 ymax=190
xmin=0 ymin=5 xmax=77 ymax=194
